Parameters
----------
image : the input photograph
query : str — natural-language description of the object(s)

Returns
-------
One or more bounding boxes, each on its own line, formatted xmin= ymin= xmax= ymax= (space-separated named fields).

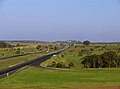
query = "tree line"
xmin=0 ymin=41 xmax=13 ymax=48
xmin=81 ymin=51 xmax=120 ymax=68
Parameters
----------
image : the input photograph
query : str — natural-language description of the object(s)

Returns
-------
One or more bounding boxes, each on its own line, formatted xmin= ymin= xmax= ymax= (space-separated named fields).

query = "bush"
xmin=1 ymin=53 xmax=4 ymax=56
xmin=16 ymin=50 xmax=20 ymax=54
xmin=56 ymin=62 xmax=65 ymax=68
xmin=68 ymin=62 xmax=74 ymax=68
xmin=47 ymin=61 xmax=57 ymax=67
xmin=90 ymin=48 xmax=94 ymax=51
xmin=17 ymin=48 xmax=20 ymax=50
xmin=2 ymin=53 xmax=4 ymax=56
xmin=51 ymin=61 xmax=57 ymax=67
xmin=61 ymin=54 xmax=64 ymax=58
xmin=21 ymin=52 xmax=24 ymax=54
xmin=78 ymin=51 xmax=82 ymax=56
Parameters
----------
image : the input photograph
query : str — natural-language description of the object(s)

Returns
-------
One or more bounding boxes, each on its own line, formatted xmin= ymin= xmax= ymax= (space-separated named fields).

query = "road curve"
xmin=0 ymin=46 xmax=69 ymax=78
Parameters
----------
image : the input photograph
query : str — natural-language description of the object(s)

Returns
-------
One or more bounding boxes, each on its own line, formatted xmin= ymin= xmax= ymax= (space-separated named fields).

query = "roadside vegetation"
xmin=0 ymin=41 xmax=62 ymax=58
xmin=0 ymin=41 xmax=63 ymax=69
xmin=42 ymin=41 xmax=120 ymax=69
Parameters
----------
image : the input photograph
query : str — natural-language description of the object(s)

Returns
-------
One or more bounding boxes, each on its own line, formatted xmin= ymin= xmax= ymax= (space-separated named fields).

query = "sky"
xmin=0 ymin=0 xmax=120 ymax=42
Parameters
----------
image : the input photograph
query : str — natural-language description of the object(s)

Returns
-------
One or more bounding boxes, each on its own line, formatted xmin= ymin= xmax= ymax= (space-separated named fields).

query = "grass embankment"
xmin=0 ymin=67 xmax=120 ymax=89
xmin=42 ymin=51 xmax=105 ymax=69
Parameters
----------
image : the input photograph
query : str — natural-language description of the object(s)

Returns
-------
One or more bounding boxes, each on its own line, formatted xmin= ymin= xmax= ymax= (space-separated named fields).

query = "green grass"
xmin=0 ymin=67 xmax=120 ymax=89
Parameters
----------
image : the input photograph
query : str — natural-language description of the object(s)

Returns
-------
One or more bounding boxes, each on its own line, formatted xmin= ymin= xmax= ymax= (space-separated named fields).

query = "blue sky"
xmin=0 ymin=0 xmax=120 ymax=42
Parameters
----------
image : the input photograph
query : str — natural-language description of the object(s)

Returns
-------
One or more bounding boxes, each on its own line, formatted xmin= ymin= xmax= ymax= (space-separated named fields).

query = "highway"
xmin=0 ymin=45 xmax=69 ymax=78
xmin=0 ymin=46 xmax=65 ymax=60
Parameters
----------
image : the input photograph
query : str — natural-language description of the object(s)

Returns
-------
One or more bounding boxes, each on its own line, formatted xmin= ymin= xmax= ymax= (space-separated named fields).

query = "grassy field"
xmin=0 ymin=67 xmax=120 ymax=89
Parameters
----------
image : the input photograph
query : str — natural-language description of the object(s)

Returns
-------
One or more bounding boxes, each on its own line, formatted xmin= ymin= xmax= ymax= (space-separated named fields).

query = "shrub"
xmin=21 ymin=52 xmax=24 ymax=54
xmin=47 ymin=61 xmax=57 ymax=67
xmin=68 ymin=62 xmax=74 ymax=68
xmin=78 ymin=51 xmax=82 ymax=56
xmin=90 ymin=48 xmax=94 ymax=51
xmin=56 ymin=62 xmax=65 ymax=68
xmin=17 ymin=48 xmax=20 ymax=50
xmin=16 ymin=50 xmax=20 ymax=54
xmin=51 ymin=61 xmax=57 ymax=67
xmin=61 ymin=54 xmax=64 ymax=58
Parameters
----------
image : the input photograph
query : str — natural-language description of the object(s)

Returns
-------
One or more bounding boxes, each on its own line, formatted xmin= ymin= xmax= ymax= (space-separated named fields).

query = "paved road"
xmin=0 ymin=46 xmax=69 ymax=78
xmin=0 ymin=46 xmax=64 ymax=60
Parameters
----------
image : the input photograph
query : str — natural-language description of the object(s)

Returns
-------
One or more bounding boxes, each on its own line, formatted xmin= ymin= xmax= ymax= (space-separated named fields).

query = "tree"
xmin=81 ymin=51 xmax=119 ymax=68
xmin=81 ymin=56 xmax=91 ymax=68
xmin=83 ymin=40 xmax=90 ymax=46
xmin=96 ymin=56 xmax=103 ymax=68
xmin=54 ymin=46 xmax=57 ymax=50
xmin=36 ymin=45 xmax=42 ymax=50
xmin=16 ymin=43 xmax=20 ymax=47
xmin=82 ymin=54 xmax=101 ymax=68
xmin=49 ymin=45 xmax=53 ymax=49
xmin=101 ymin=51 xmax=117 ymax=68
